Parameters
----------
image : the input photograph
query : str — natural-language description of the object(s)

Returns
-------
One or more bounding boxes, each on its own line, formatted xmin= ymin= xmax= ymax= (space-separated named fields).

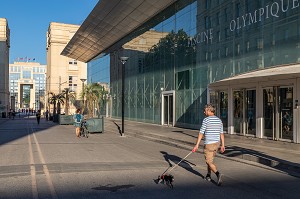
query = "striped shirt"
xmin=200 ymin=116 xmax=223 ymax=145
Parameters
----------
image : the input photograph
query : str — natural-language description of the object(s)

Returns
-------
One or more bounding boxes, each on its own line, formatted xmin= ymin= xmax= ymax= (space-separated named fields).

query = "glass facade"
xmin=89 ymin=0 xmax=300 ymax=128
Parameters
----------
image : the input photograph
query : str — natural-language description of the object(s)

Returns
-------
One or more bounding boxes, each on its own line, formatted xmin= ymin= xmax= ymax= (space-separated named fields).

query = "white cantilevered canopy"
xmin=61 ymin=0 xmax=178 ymax=63
xmin=209 ymin=64 xmax=300 ymax=87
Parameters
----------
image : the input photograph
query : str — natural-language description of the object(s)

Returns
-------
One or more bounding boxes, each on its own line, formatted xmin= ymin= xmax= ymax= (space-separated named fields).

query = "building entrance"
xmin=162 ymin=91 xmax=174 ymax=126
xmin=232 ymin=89 xmax=256 ymax=135
xmin=263 ymin=87 xmax=293 ymax=141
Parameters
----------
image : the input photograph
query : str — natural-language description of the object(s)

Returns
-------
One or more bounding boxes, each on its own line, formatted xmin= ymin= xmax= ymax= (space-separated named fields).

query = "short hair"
xmin=204 ymin=104 xmax=215 ymax=113
xmin=76 ymin=109 xmax=81 ymax=113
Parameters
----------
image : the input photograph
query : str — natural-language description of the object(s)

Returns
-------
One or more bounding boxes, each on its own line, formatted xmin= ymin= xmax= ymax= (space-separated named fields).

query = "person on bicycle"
xmin=73 ymin=109 xmax=83 ymax=138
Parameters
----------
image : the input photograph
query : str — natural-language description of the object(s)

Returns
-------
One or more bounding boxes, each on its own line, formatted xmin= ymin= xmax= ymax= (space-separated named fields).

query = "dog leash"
xmin=161 ymin=151 xmax=193 ymax=175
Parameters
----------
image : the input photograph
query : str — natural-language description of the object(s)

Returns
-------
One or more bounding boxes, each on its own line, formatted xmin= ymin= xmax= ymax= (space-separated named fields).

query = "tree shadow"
xmin=160 ymin=151 xmax=204 ymax=179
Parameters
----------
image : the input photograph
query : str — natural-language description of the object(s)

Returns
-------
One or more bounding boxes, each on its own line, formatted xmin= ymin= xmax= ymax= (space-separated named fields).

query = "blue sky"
xmin=1 ymin=0 xmax=99 ymax=65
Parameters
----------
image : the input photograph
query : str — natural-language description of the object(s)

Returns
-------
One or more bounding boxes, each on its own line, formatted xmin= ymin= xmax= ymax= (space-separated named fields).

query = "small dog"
xmin=155 ymin=174 xmax=174 ymax=189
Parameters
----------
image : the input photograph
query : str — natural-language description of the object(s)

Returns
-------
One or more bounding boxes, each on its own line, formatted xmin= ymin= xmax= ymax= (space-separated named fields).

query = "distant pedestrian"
xmin=45 ymin=109 xmax=49 ymax=121
xmin=8 ymin=109 xmax=12 ymax=119
xmin=12 ymin=110 xmax=15 ymax=120
xmin=192 ymin=104 xmax=225 ymax=186
xmin=36 ymin=110 xmax=41 ymax=124
xmin=73 ymin=109 xmax=83 ymax=138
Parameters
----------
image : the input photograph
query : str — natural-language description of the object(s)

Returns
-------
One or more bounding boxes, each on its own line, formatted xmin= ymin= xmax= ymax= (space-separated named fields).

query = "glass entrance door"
xmin=209 ymin=91 xmax=228 ymax=132
xmin=279 ymin=87 xmax=293 ymax=140
xmin=263 ymin=87 xmax=293 ymax=140
xmin=246 ymin=90 xmax=256 ymax=135
xmin=233 ymin=90 xmax=243 ymax=134
xmin=163 ymin=94 xmax=173 ymax=126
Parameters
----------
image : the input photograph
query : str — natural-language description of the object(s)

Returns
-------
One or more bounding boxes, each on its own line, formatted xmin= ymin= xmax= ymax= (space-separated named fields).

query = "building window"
xmin=236 ymin=43 xmax=240 ymax=55
xmin=69 ymin=59 xmax=77 ymax=65
xmin=225 ymin=47 xmax=229 ymax=57
xmin=68 ymin=76 xmax=78 ymax=91
xmin=23 ymin=71 xmax=31 ymax=79
xmin=225 ymin=28 xmax=229 ymax=38
xmin=216 ymin=12 xmax=220 ymax=25
xmin=224 ymin=8 xmax=228 ymax=22
xmin=205 ymin=16 xmax=211 ymax=29
xmin=206 ymin=0 xmax=211 ymax=9
xmin=69 ymin=59 xmax=78 ymax=70
xmin=176 ymin=70 xmax=190 ymax=90
xmin=236 ymin=3 xmax=241 ymax=17
xmin=285 ymin=29 xmax=289 ymax=41
xmin=257 ymin=39 xmax=263 ymax=49
xmin=138 ymin=57 xmax=144 ymax=73
xmin=246 ymin=41 xmax=250 ymax=52
xmin=217 ymin=31 xmax=221 ymax=42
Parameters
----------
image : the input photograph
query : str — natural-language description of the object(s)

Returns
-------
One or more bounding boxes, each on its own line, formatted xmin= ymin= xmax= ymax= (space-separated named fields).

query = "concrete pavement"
xmin=2 ymin=114 xmax=300 ymax=178
xmin=0 ymin=115 xmax=300 ymax=198
xmin=105 ymin=118 xmax=300 ymax=178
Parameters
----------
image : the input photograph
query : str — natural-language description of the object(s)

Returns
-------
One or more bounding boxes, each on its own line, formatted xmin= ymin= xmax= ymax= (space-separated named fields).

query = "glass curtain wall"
xmin=106 ymin=0 xmax=300 ymax=127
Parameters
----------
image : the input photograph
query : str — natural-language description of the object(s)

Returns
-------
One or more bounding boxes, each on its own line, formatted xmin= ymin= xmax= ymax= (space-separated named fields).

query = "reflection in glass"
xmin=220 ymin=91 xmax=228 ymax=130
xmin=263 ymin=88 xmax=274 ymax=138
xmin=279 ymin=87 xmax=293 ymax=140
xmin=246 ymin=90 xmax=256 ymax=135
xmin=233 ymin=90 xmax=243 ymax=134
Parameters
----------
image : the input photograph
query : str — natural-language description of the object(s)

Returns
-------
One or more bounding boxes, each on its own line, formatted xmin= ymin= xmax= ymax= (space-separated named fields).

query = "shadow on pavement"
xmin=160 ymin=151 xmax=204 ymax=179
xmin=223 ymin=145 xmax=300 ymax=177
xmin=112 ymin=121 xmax=122 ymax=136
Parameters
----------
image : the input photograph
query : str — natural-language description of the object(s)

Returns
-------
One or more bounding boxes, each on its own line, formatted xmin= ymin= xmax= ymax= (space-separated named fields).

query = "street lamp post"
xmin=80 ymin=78 xmax=87 ymax=111
xmin=120 ymin=56 xmax=129 ymax=137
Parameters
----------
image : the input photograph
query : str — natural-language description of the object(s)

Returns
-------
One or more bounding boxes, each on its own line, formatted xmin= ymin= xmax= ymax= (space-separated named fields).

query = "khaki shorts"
xmin=204 ymin=142 xmax=220 ymax=164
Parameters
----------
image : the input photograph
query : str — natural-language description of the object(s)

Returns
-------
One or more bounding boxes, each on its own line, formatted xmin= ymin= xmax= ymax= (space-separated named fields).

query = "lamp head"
xmin=120 ymin=56 xmax=129 ymax=64
xmin=80 ymin=78 xmax=87 ymax=83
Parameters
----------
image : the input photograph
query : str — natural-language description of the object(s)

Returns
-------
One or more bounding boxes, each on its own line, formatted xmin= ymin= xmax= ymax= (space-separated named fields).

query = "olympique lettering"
xmin=230 ymin=0 xmax=300 ymax=31
xmin=188 ymin=0 xmax=299 ymax=47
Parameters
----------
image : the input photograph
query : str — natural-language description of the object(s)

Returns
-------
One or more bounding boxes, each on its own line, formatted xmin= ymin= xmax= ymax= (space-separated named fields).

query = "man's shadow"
xmin=160 ymin=151 xmax=204 ymax=179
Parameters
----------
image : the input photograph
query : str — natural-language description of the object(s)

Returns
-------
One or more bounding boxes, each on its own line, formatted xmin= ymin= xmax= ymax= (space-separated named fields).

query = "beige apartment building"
xmin=46 ymin=22 xmax=87 ymax=114
xmin=0 ymin=18 xmax=10 ymax=117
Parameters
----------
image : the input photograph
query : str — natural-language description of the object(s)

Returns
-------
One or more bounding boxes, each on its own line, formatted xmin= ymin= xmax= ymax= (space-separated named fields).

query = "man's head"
xmin=204 ymin=104 xmax=215 ymax=116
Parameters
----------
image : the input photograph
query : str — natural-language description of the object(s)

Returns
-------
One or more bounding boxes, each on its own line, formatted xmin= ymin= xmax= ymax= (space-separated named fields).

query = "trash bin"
xmin=2 ymin=112 xmax=6 ymax=118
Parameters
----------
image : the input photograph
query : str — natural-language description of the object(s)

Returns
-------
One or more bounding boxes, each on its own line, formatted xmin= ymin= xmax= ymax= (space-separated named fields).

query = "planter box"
xmin=86 ymin=117 xmax=104 ymax=133
xmin=59 ymin=115 xmax=74 ymax=125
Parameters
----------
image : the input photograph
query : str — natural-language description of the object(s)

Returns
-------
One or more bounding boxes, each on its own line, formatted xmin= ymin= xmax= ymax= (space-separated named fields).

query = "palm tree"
xmin=48 ymin=92 xmax=58 ymax=116
xmin=48 ymin=92 xmax=65 ymax=116
xmin=56 ymin=93 xmax=65 ymax=114
xmin=61 ymin=88 xmax=76 ymax=115
xmin=81 ymin=83 xmax=104 ymax=118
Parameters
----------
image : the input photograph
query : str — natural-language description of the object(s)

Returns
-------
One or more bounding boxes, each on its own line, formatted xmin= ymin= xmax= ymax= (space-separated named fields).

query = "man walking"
xmin=192 ymin=104 xmax=225 ymax=186
xmin=36 ymin=110 xmax=41 ymax=125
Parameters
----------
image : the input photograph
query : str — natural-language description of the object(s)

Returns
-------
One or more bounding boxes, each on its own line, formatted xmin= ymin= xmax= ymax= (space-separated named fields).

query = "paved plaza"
xmin=0 ymin=116 xmax=299 ymax=199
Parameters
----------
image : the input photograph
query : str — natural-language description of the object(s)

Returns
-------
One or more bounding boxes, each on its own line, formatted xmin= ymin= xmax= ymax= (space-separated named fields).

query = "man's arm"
xmin=219 ymin=133 xmax=225 ymax=153
xmin=192 ymin=133 xmax=203 ymax=152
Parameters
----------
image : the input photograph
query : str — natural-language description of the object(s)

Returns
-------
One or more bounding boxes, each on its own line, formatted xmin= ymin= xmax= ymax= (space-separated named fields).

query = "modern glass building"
xmin=62 ymin=0 xmax=300 ymax=143
xmin=9 ymin=61 xmax=46 ymax=111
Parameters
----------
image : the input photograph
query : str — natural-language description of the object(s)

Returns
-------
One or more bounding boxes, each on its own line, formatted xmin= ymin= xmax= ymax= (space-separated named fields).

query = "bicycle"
xmin=80 ymin=120 xmax=89 ymax=138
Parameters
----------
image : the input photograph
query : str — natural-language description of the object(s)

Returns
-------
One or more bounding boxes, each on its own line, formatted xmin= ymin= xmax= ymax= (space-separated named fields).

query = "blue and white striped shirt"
xmin=200 ymin=116 xmax=223 ymax=144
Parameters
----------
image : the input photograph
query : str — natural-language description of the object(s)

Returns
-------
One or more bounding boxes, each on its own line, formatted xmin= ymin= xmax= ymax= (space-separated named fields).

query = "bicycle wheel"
xmin=80 ymin=127 xmax=84 ymax=137
xmin=84 ymin=127 xmax=89 ymax=138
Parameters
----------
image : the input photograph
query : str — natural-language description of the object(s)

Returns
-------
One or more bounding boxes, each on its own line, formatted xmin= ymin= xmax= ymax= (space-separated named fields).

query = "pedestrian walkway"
xmin=105 ymin=118 xmax=300 ymax=178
